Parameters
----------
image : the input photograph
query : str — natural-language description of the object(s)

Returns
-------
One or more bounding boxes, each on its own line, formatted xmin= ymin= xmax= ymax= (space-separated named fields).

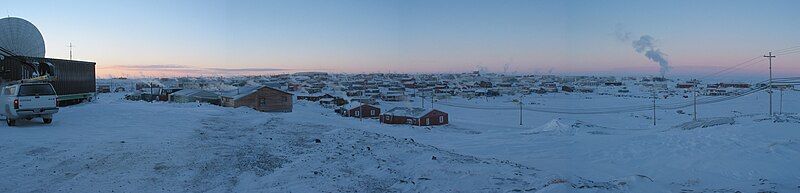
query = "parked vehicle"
xmin=0 ymin=82 xmax=59 ymax=126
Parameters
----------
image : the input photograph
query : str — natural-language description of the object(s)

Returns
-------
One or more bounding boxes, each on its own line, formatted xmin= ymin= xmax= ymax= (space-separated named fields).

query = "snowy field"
xmin=1 ymin=92 xmax=799 ymax=192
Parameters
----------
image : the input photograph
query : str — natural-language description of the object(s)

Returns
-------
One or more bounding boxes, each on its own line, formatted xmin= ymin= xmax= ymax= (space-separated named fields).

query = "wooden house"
xmin=319 ymin=97 xmax=347 ymax=107
xmin=381 ymin=92 xmax=405 ymax=101
xmin=337 ymin=103 xmax=381 ymax=118
xmin=221 ymin=86 xmax=293 ymax=112
xmin=380 ymin=107 xmax=448 ymax=126
xmin=350 ymin=97 xmax=378 ymax=105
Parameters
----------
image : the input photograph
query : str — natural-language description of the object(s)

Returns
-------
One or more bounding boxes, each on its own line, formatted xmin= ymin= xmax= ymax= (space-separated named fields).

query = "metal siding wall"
xmin=13 ymin=57 xmax=96 ymax=95
xmin=0 ymin=57 xmax=25 ymax=81
xmin=51 ymin=59 xmax=96 ymax=95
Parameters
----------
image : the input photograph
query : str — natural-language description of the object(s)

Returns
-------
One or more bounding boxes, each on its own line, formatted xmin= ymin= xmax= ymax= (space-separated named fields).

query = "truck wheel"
xmin=7 ymin=119 xmax=15 ymax=126
xmin=43 ymin=118 xmax=52 ymax=124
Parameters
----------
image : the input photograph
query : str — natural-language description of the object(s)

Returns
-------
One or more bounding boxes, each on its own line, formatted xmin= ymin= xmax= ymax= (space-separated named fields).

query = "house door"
xmin=426 ymin=118 xmax=430 ymax=125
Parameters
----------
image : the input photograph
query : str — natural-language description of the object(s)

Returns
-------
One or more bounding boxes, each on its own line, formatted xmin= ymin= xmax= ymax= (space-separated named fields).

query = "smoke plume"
xmin=614 ymin=25 xmax=670 ymax=77
xmin=614 ymin=24 xmax=631 ymax=42
xmin=632 ymin=35 xmax=670 ymax=76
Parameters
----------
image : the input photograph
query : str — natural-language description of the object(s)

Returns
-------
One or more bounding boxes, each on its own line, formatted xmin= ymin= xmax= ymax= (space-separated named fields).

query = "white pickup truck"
xmin=0 ymin=83 xmax=59 ymax=126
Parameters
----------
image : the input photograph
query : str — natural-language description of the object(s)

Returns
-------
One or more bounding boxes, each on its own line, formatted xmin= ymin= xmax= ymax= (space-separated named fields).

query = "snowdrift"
xmin=754 ymin=113 xmax=800 ymax=123
xmin=522 ymin=118 xmax=611 ymax=136
xmin=522 ymin=118 xmax=577 ymax=135
xmin=672 ymin=117 xmax=735 ymax=130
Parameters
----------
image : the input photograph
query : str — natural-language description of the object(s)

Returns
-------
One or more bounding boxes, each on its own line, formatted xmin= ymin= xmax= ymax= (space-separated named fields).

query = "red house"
xmin=380 ymin=107 xmax=448 ymax=126
xmin=338 ymin=103 xmax=381 ymax=118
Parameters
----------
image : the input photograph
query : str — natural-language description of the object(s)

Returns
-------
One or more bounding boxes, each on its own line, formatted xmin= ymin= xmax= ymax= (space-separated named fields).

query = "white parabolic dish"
xmin=0 ymin=17 xmax=46 ymax=57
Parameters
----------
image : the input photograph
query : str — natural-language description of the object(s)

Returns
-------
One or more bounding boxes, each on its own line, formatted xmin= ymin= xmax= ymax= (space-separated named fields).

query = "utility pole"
xmin=359 ymin=102 xmax=363 ymax=122
xmin=652 ymin=90 xmax=657 ymax=126
xmin=431 ymin=96 xmax=435 ymax=109
xmin=68 ymin=43 xmax=75 ymax=60
xmin=764 ymin=52 xmax=775 ymax=116
xmin=780 ymin=87 xmax=783 ymax=114
xmin=360 ymin=79 xmax=366 ymax=121
xmin=693 ymin=86 xmax=697 ymax=121
xmin=519 ymin=101 xmax=523 ymax=126
xmin=428 ymin=91 xmax=433 ymax=109
xmin=421 ymin=95 xmax=425 ymax=108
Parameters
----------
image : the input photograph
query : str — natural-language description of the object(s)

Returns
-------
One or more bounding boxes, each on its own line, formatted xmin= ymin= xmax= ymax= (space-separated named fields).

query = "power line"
xmin=772 ymin=45 xmax=800 ymax=53
xmin=776 ymin=49 xmax=800 ymax=56
xmin=695 ymin=44 xmax=800 ymax=82
xmin=434 ymin=77 xmax=800 ymax=115
xmin=697 ymin=56 xmax=764 ymax=81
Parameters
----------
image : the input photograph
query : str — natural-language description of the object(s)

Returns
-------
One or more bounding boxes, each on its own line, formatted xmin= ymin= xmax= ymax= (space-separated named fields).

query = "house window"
xmin=259 ymin=98 xmax=266 ymax=106
xmin=439 ymin=116 xmax=444 ymax=123
xmin=355 ymin=111 xmax=361 ymax=117
xmin=370 ymin=110 xmax=375 ymax=116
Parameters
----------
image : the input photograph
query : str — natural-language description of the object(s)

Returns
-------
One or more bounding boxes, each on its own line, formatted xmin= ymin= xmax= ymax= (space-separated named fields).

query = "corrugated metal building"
xmin=0 ymin=56 xmax=96 ymax=105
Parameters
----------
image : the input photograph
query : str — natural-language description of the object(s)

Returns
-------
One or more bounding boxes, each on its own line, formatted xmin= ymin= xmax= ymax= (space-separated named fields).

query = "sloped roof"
xmin=343 ymin=103 xmax=377 ymax=110
xmin=383 ymin=107 xmax=437 ymax=118
xmin=222 ymin=85 xmax=292 ymax=100
xmin=171 ymin=89 xmax=220 ymax=99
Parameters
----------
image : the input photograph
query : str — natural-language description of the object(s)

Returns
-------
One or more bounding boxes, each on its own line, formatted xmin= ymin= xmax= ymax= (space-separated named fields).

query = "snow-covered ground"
xmin=1 ymin=91 xmax=799 ymax=192
xmin=371 ymin=92 xmax=800 ymax=192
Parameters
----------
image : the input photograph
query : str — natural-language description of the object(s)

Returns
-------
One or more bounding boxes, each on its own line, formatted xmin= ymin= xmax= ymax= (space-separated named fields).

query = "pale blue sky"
xmin=4 ymin=0 xmax=800 ymax=77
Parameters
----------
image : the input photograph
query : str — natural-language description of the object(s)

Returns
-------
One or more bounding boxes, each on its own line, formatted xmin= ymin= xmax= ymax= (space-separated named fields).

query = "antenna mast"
xmin=68 ymin=43 xmax=75 ymax=60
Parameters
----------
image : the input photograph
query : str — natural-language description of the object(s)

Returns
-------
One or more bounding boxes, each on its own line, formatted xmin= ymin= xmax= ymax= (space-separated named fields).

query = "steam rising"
xmin=615 ymin=25 xmax=670 ymax=77
xmin=632 ymin=35 xmax=670 ymax=76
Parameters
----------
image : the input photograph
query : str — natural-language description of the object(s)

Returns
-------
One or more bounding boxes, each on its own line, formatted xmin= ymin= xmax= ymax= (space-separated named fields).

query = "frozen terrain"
xmin=0 ymin=93 xmax=597 ymax=192
xmin=0 ymin=91 xmax=799 ymax=192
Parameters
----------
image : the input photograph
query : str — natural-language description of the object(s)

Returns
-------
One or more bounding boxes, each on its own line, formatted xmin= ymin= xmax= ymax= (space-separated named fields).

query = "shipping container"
xmin=0 ymin=56 xmax=96 ymax=105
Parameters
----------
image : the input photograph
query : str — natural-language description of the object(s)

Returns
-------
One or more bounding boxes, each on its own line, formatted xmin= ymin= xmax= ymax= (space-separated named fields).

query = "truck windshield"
xmin=18 ymin=84 xmax=56 ymax=96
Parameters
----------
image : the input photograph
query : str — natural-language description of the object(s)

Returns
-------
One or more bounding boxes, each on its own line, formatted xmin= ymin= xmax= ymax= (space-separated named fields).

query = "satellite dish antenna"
xmin=0 ymin=17 xmax=46 ymax=58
